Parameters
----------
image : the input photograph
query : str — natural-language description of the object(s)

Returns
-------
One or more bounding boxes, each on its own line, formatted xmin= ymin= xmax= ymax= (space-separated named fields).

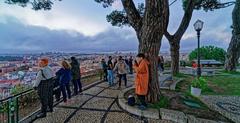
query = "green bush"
xmin=191 ymin=77 xmax=208 ymax=91
xmin=189 ymin=46 xmax=226 ymax=62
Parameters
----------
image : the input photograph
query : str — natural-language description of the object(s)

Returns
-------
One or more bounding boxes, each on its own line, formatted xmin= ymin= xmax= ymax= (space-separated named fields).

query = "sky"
xmin=0 ymin=0 xmax=234 ymax=54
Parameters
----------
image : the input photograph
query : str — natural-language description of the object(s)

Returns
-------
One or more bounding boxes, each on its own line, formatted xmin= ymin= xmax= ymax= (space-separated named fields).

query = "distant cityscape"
xmin=0 ymin=51 xmax=189 ymax=99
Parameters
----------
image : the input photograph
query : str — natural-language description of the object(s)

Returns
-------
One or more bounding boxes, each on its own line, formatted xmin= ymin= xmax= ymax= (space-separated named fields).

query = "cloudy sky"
xmin=0 ymin=0 xmax=234 ymax=54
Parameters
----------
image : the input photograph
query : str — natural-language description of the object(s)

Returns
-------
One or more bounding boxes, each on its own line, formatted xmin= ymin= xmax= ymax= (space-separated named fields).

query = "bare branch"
xmin=121 ymin=0 xmax=142 ymax=32
xmin=169 ymin=0 xmax=178 ymax=6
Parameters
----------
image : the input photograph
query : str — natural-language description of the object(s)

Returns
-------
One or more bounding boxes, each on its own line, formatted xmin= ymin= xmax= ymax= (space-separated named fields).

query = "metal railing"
xmin=0 ymin=70 xmax=101 ymax=123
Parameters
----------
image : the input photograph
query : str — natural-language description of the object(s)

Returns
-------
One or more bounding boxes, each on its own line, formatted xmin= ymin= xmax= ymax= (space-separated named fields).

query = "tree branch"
xmin=121 ymin=0 xmax=142 ymax=32
xmin=169 ymin=0 xmax=178 ymax=6
xmin=164 ymin=0 xmax=195 ymax=43
xmin=174 ymin=0 xmax=195 ymax=39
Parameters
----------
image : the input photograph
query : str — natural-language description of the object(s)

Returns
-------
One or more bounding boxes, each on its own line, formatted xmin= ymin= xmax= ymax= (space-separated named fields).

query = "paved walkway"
xmin=200 ymin=95 xmax=240 ymax=123
xmin=34 ymin=75 xmax=172 ymax=123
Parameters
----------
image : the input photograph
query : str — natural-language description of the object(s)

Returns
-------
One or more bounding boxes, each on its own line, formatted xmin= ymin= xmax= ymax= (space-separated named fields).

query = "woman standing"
xmin=56 ymin=61 xmax=72 ymax=103
xmin=33 ymin=58 xmax=54 ymax=118
xmin=133 ymin=53 xmax=149 ymax=110
xmin=70 ymin=57 xmax=82 ymax=95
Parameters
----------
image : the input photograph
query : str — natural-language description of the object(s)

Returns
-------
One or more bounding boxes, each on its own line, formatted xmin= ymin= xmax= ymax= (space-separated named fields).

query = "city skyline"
xmin=0 ymin=0 xmax=234 ymax=53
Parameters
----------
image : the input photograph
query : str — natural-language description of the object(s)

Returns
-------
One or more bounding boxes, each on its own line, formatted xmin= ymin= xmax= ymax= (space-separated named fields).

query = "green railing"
xmin=0 ymin=70 xmax=101 ymax=123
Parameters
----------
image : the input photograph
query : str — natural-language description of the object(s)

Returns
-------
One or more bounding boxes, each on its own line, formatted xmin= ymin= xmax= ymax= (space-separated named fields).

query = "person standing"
xmin=70 ymin=57 xmax=82 ymax=95
xmin=113 ymin=56 xmax=128 ymax=88
xmin=160 ymin=56 xmax=164 ymax=72
xmin=133 ymin=53 xmax=149 ymax=110
xmin=56 ymin=61 xmax=72 ymax=103
xmin=128 ymin=56 xmax=133 ymax=74
xmin=100 ymin=59 xmax=108 ymax=81
xmin=124 ymin=56 xmax=129 ymax=66
xmin=107 ymin=56 xmax=114 ymax=86
xmin=33 ymin=58 xmax=54 ymax=118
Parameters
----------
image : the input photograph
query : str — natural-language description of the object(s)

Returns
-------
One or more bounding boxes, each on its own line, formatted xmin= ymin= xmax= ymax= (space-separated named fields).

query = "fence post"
xmin=9 ymin=99 xmax=15 ymax=123
xmin=16 ymin=97 xmax=19 ymax=122
xmin=7 ymin=101 xmax=10 ymax=123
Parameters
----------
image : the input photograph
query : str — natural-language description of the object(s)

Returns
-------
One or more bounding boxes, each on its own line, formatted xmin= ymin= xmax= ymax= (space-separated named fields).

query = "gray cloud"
xmin=0 ymin=15 xmax=232 ymax=54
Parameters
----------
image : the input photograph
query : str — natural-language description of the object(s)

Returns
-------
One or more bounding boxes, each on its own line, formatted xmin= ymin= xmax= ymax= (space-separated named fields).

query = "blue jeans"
xmin=107 ymin=70 xmax=114 ymax=85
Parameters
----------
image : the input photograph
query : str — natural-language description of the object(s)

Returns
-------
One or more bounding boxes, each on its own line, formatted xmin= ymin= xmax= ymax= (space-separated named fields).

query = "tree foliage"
xmin=189 ymin=46 xmax=226 ymax=62
xmin=95 ymin=0 xmax=235 ymax=28
xmin=4 ymin=0 xmax=61 ymax=10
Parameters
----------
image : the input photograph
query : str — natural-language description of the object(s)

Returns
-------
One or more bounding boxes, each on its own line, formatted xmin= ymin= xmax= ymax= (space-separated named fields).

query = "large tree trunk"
xmin=170 ymin=41 xmax=180 ymax=75
xmin=122 ymin=0 xmax=169 ymax=103
xmin=225 ymin=34 xmax=240 ymax=71
xmin=225 ymin=0 xmax=240 ymax=72
xmin=138 ymin=32 xmax=163 ymax=103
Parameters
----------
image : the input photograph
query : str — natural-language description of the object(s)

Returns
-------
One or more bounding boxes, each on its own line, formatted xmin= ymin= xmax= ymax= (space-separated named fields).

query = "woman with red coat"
xmin=133 ymin=53 xmax=149 ymax=110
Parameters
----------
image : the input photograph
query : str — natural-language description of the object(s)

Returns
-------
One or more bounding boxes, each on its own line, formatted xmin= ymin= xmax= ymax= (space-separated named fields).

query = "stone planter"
xmin=191 ymin=86 xmax=202 ymax=97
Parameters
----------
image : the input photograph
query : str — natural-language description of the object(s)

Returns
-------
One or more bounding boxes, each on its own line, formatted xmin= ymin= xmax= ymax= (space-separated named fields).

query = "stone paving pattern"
xmin=34 ymin=74 xmax=172 ymax=123
xmin=200 ymin=95 xmax=240 ymax=123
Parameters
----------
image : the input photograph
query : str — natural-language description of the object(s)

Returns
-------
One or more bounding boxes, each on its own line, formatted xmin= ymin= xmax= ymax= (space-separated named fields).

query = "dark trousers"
xmin=129 ymin=66 xmax=133 ymax=74
xmin=137 ymin=95 xmax=147 ymax=107
xmin=37 ymin=80 xmax=53 ymax=114
xmin=53 ymin=78 xmax=61 ymax=101
xmin=60 ymin=83 xmax=71 ymax=102
xmin=53 ymin=88 xmax=61 ymax=102
xmin=118 ymin=74 xmax=127 ymax=87
xmin=104 ymin=69 xmax=108 ymax=81
xmin=72 ymin=78 xmax=82 ymax=94
xmin=160 ymin=63 xmax=164 ymax=71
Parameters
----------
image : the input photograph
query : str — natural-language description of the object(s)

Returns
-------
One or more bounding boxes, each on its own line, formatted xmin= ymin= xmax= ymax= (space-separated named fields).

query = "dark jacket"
xmin=70 ymin=61 xmax=81 ymax=80
xmin=56 ymin=68 xmax=72 ymax=85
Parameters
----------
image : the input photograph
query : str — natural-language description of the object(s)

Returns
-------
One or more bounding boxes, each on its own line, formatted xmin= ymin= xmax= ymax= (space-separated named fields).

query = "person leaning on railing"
xmin=33 ymin=58 xmax=54 ymax=118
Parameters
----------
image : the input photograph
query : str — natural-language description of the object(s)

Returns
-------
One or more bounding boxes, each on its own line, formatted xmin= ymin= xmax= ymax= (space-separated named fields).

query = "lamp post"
xmin=194 ymin=19 xmax=204 ymax=78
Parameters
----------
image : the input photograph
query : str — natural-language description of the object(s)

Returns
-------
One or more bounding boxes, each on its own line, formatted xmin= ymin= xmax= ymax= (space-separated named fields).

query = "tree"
xmin=97 ymin=0 xmax=170 ymax=102
xmin=165 ymin=0 xmax=235 ymax=75
xmin=103 ymin=0 xmax=234 ymax=76
xmin=225 ymin=0 xmax=240 ymax=72
xmin=189 ymin=45 xmax=226 ymax=62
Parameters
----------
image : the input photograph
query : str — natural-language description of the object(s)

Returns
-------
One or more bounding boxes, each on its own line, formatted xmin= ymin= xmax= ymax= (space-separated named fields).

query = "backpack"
xmin=118 ymin=61 xmax=126 ymax=73
xmin=128 ymin=95 xmax=135 ymax=106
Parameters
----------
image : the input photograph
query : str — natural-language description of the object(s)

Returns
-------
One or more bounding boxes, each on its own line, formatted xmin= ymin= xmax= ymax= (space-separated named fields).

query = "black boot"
xmin=36 ymin=112 xmax=46 ymax=118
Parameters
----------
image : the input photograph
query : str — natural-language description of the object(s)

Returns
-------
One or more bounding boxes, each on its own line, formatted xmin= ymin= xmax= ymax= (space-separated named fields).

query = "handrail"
xmin=0 ymin=71 xmax=99 ymax=103
xmin=0 ymin=70 xmax=101 ymax=123
xmin=0 ymin=89 xmax=34 ymax=103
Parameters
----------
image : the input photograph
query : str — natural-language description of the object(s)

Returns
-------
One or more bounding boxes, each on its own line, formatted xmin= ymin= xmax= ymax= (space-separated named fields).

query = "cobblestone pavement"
xmin=34 ymin=74 xmax=172 ymax=123
xmin=200 ymin=95 xmax=240 ymax=123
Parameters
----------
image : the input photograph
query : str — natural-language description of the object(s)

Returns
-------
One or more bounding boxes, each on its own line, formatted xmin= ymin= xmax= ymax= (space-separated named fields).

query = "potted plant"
xmin=191 ymin=77 xmax=207 ymax=97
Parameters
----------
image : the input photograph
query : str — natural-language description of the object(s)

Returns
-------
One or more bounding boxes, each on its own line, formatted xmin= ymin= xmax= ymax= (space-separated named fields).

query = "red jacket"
xmin=133 ymin=59 xmax=149 ymax=95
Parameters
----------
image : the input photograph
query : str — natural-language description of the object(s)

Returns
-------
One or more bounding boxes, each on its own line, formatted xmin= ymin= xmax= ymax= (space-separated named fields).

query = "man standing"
xmin=100 ymin=59 xmax=108 ymax=81
xmin=128 ymin=56 xmax=133 ymax=74
xmin=70 ymin=57 xmax=82 ymax=95
xmin=113 ymin=56 xmax=128 ymax=88
xmin=107 ymin=56 xmax=114 ymax=86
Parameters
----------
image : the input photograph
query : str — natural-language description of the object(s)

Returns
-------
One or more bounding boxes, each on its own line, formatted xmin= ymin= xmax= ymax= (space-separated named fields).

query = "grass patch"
xmin=174 ymin=72 xmax=189 ymax=78
xmin=203 ymin=75 xmax=240 ymax=95
xmin=176 ymin=73 xmax=240 ymax=95
xmin=219 ymin=70 xmax=240 ymax=75
xmin=148 ymin=96 xmax=169 ymax=109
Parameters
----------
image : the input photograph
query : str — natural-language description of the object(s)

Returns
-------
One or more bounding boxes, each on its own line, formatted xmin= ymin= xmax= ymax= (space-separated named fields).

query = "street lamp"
xmin=194 ymin=19 xmax=204 ymax=77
